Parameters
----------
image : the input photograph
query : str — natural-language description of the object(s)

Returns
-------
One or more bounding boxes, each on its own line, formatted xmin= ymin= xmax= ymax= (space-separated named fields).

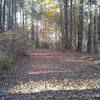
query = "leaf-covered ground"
xmin=0 ymin=49 xmax=100 ymax=100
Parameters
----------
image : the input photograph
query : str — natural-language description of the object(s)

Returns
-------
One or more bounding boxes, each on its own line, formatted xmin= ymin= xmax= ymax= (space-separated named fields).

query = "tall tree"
xmin=0 ymin=0 xmax=2 ymax=33
xmin=7 ymin=0 xmax=13 ymax=30
xmin=73 ymin=0 xmax=77 ymax=50
xmin=97 ymin=6 xmax=100 ymax=45
xmin=12 ymin=0 xmax=17 ymax=52
xmin=69 ymin=0 xmax=73 ymax=49
xmin=93 ymin=0 xmax=97 ymax=53
xmin=77 ymin=0 xmax=84 ymax=52
xmin=31 ymin=0 xmax=35 ymax=45
xmin=87 ymin=0 xmax=92 ymax=52
xmin=64 ymin=0 xmax=69 ymax=49
xmin=2 ymin=0 xmax=6 ymax=32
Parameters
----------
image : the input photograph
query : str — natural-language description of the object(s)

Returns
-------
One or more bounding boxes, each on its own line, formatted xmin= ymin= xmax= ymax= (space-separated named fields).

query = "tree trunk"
xmin=93 ymin=3 xmax=97 ymax=53
xmin=64 ymin=0 xmax=69 ymax=49
xmin=31 ymin=0 xmax=35 ymax=45
xmin=69 ymin=0 xmax=73 ymax=49
xmin=77 ymin=0 xmax=84 ymax=52
xmin=73 ymin=0 xmax=77 ymax=50
xmin=87 ymin=0 xmax=92 ymax=53
xmin=2 ymin=0 xmax=6 ymax=32
xmin=0 ymin=0 xmax=2 ymax=33
xmin=12 ymin=0 xmax=16 ymax=53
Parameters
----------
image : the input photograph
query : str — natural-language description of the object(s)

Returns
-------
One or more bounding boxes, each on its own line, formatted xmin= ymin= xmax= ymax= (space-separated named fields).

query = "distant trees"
xmin=0 ymin=0 xmax=15 ymax=32
xmin=0 ymin=0 xmax=100 ymax=53
xmin=64 ymin=0 xmax=100 ymax=53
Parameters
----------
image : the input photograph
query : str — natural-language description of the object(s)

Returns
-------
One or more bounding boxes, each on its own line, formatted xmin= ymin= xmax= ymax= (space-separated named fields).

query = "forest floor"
xmin=0 ymin=49 xmax=100 ymax=100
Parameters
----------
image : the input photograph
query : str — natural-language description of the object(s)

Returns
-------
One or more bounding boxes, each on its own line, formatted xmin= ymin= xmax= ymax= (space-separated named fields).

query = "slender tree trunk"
xmin=64 ymin=0 xmax=69 ymax=49
xmin=22 ymin=4 xmax=25 ymax=38
xmin=22 ymin=1 xmax=26 ymax=46
xmin=12 ymin=0 xmax=16 ymax=53
xmin=11 ymin=0 xmax=14 ymax=30
xmin=8 ymin=0 xmax=11 ymax=30
xmin=69 ymin=0 xmax=73 ymax=49
xmin=2 ymin=0 xmax=6 ymax=32
xmin=77 ymin=0 xmax=84 ymax=52
xmin=20 ymin=4 xmax=21 ymax=25
xmin=59 ymin=1 xmax=64 ymax=44
xmin=59 ymin=3 xmax=64 ymax=34
xmin=0 ymin=0 xmax=2 ymax=33
xmin=93 ymin=3 xmax=97 ymax=53
xmin=96 ymin=6 xmax=100 ymax=53
xmin=73 ymin=0 xmax=77 ymax=50
xmin=31 ymin=0 xmax=35 ymax=45
xmin=87 ymin=0 xmax=92 ymax=53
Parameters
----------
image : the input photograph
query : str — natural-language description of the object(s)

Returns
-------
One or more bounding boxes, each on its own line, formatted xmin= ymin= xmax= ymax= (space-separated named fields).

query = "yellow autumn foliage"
xmin=3 ymin=32 xmax=13 ymax=39
xmin=39 ymin=28 xmax=50 ymax=39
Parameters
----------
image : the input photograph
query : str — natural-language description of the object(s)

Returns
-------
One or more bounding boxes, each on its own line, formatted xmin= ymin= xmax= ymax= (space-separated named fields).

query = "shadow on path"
xmin=0 ymin=89 xmax=100 ymax=100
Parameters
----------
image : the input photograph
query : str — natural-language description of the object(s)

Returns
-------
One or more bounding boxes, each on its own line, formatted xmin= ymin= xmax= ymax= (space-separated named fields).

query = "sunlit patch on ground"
xmin=7 ymin=79 xmax=100 ymax=94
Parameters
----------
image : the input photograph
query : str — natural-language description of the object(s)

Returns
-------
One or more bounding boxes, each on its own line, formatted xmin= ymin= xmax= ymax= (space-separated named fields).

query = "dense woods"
xmin=0 ymin=0 xmax=100 ymax=74
xmin=0 ymin=0 xmax=100 ymax=53
xmin=0 ymin=0 xmax=100 ymax=70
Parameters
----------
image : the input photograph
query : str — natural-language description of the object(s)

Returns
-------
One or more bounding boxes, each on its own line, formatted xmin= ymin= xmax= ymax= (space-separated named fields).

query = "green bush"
xmin=0 ymin=50 xmax=12 ymax=74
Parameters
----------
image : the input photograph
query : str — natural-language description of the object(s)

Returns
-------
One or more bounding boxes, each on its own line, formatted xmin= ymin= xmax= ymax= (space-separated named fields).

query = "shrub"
xmin=0 ymin=50 xmax=12 ymax=74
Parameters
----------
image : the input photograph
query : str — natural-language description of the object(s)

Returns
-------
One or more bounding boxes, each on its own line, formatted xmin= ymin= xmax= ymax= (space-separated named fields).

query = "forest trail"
xmin=0 ymin=49 xmax=100 ymax=99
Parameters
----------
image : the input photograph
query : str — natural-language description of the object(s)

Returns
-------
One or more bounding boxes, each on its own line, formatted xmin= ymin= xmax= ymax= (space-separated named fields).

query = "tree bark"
xmin=77 ymin=0 xmax=84 ymax=52
xmin=64 ymin=0 xmax=69 ymax=49
xmin=2 ymin=0 xmax=6 ymax=32
xmin=87 ymin=0 xmax=92 ymax=53
xmin=69 ymin=0 xmax=73 ymax=49
xmin=0 ymin=0 xmax=2 ymax=33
